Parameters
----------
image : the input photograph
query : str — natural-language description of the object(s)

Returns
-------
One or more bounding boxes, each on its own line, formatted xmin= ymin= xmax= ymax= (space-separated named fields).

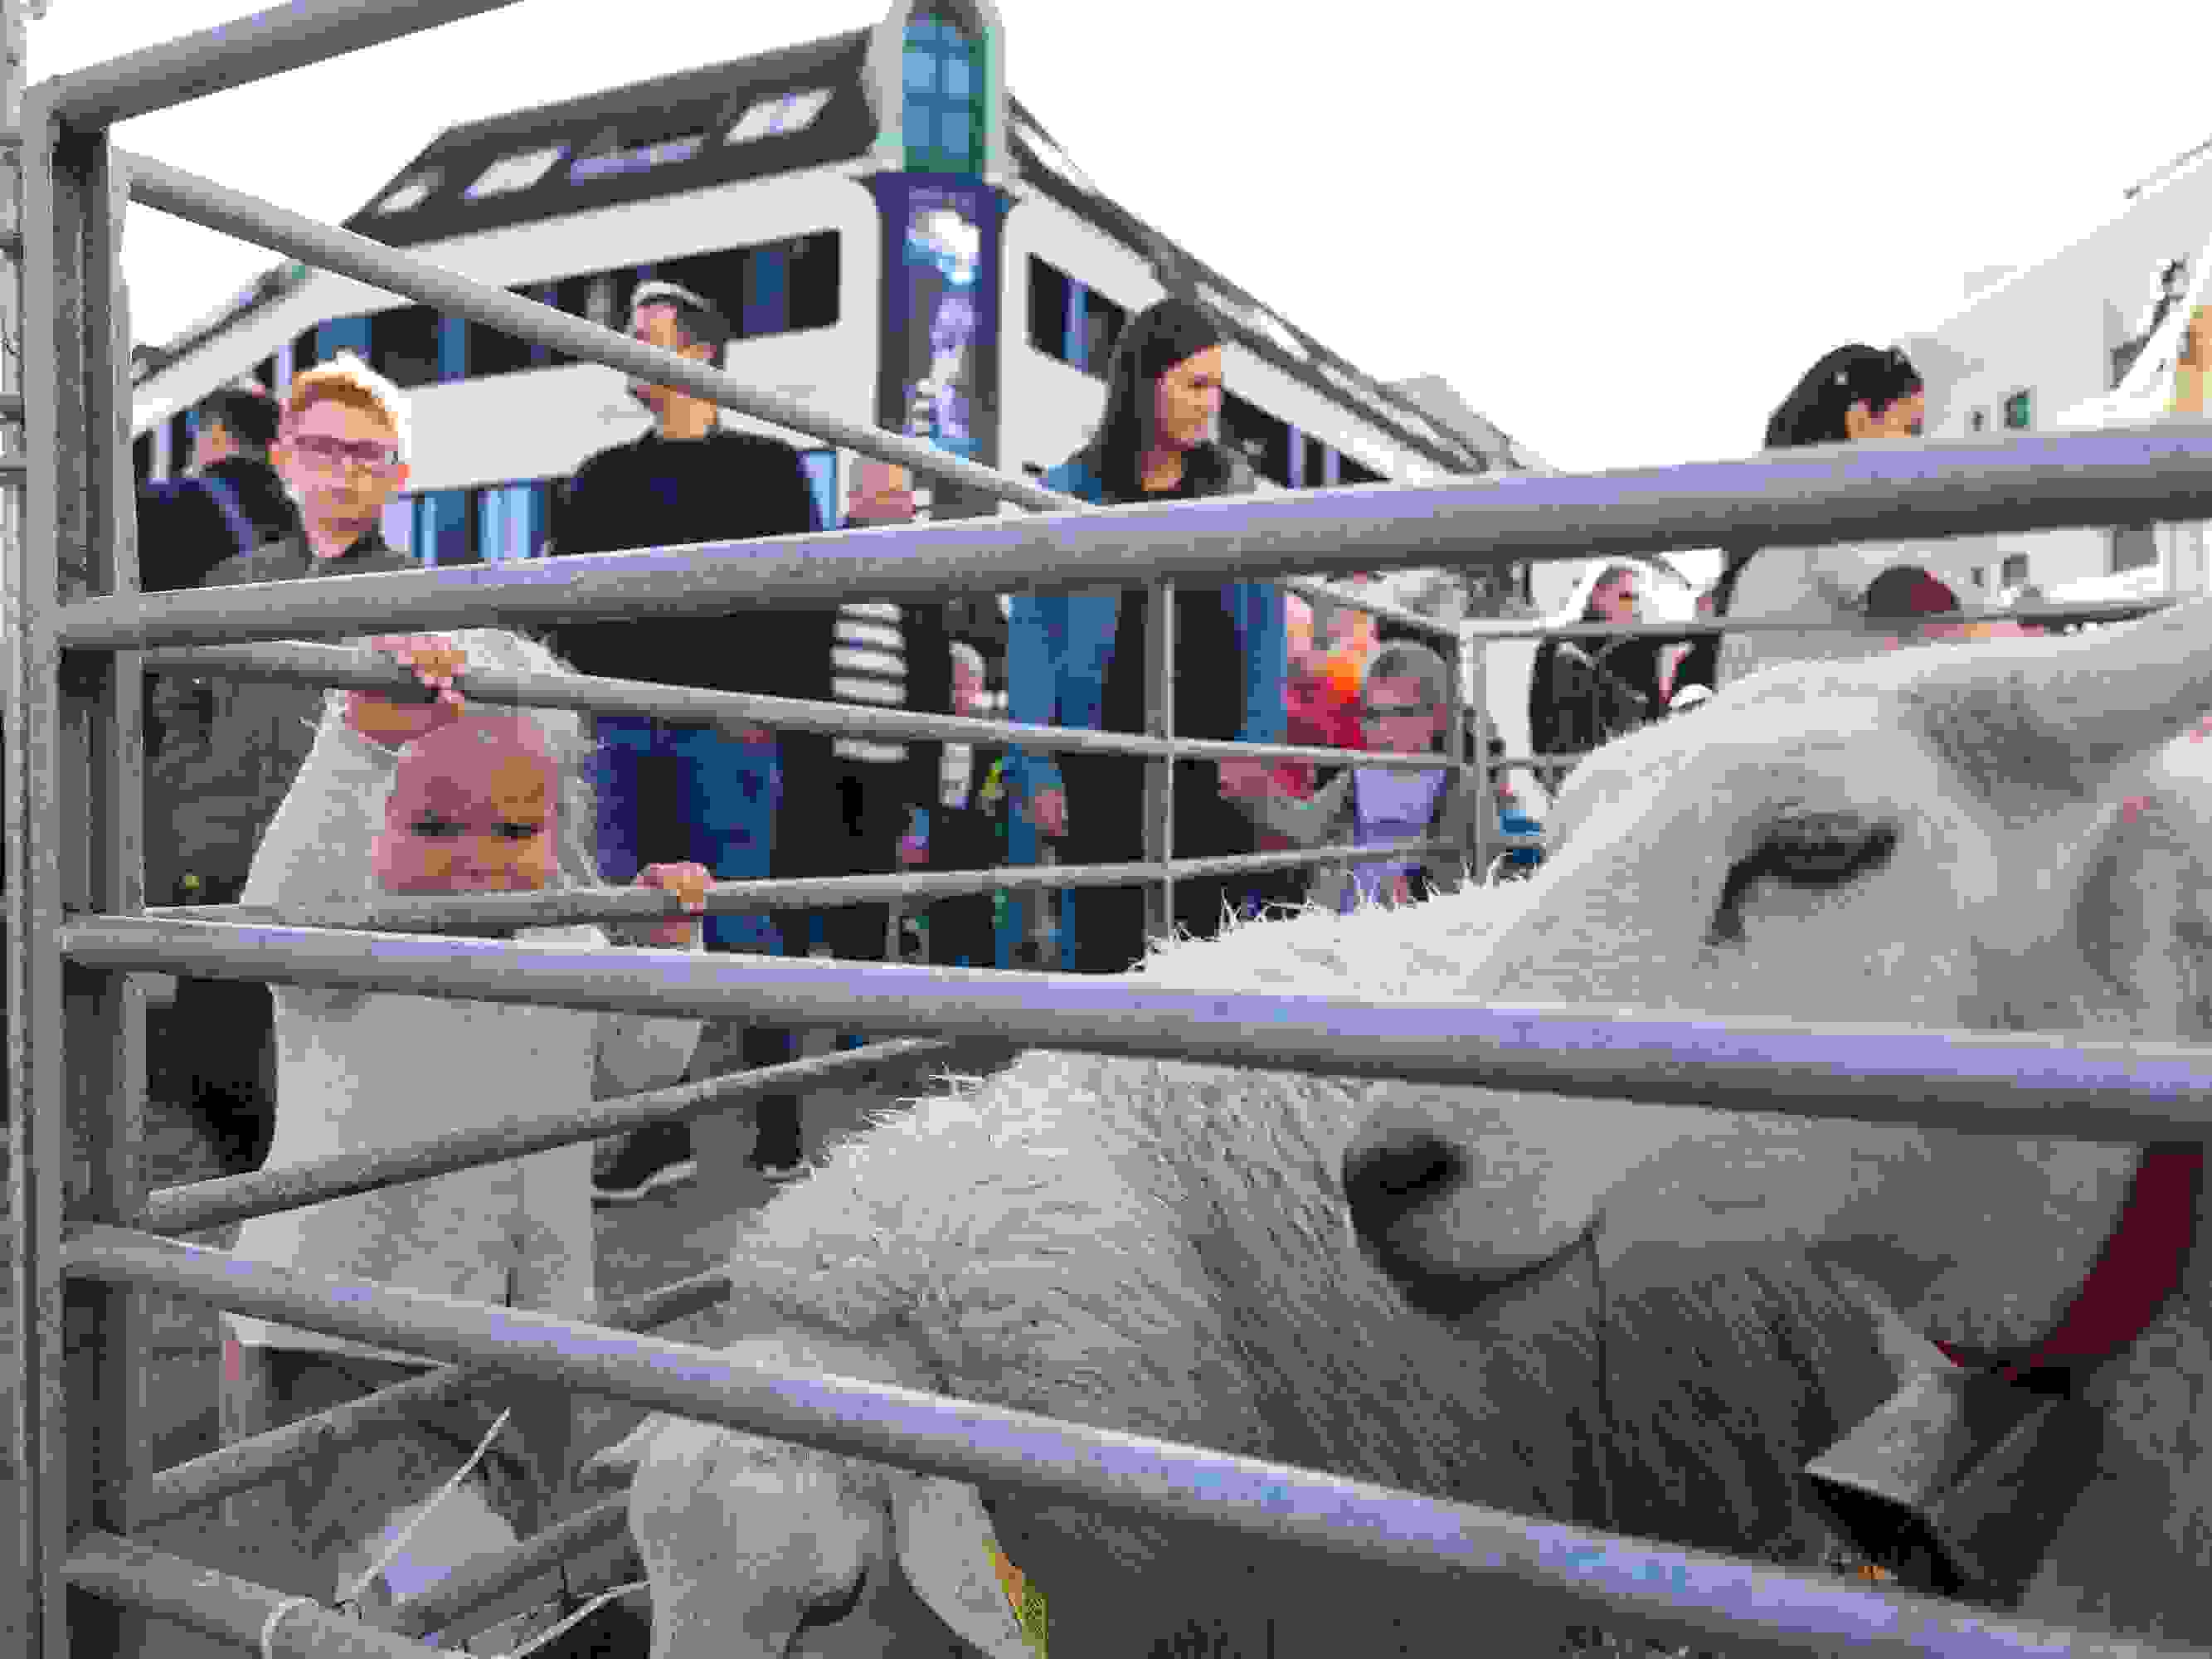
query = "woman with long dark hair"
xmin=1004 ymin=297 xmax=1288 ymax=974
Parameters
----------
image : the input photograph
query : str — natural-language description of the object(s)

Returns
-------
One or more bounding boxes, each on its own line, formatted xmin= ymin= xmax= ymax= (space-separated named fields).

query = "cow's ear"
xmin=1903 ymin=596 xmax=2212 ymax=804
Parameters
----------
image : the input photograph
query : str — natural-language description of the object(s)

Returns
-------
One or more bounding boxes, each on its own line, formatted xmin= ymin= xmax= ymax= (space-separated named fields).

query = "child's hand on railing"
xmin=347 ymin=634 xmax=469 ymax=748
xmin=1024 ymin=786 xmax=1067 ymax=839
xmin=622 ymin=861 xmax=713 ymax=947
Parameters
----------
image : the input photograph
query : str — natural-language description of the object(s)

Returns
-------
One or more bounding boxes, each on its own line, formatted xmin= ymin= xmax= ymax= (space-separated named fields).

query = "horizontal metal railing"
xmin=67 ymin=1224 xmax=2200 ymax=1659
xmin=58 ymin=917 xmax=2212 ymax=1143
xmin=22 ymin=12 xmax=2212 ymax=1658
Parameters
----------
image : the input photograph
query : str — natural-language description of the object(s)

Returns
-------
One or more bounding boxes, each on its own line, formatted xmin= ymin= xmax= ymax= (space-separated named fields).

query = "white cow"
xmin=605 ymin=596 xmax=2212 ymax=1656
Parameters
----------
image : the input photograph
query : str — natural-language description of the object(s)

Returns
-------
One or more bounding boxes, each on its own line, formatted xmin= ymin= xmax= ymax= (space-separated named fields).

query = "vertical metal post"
xmin=1141 ymin=582 xmax=1174 ymax=946
xmin=15 ymin=89 xmax=148 ymax=1659
xmin=1457 ymin=637 xmax=1487 ymax=883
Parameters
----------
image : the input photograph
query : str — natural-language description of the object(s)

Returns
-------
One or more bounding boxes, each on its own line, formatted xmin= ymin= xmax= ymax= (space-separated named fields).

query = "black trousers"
xmin=149 ymin=975 xmax=275 ymax=1175
xmin=1057 ymin=750 xmax=1257 ymax=975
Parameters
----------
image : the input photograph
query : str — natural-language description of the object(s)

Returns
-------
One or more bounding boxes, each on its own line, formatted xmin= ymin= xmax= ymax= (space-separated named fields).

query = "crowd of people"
xmin=112 ymin=283 xmax=2056 ymax=1635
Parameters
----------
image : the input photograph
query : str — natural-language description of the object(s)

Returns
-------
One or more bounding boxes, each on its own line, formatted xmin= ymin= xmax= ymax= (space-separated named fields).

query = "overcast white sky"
xmin=30 ymin=0 xmax=2211 ymax=582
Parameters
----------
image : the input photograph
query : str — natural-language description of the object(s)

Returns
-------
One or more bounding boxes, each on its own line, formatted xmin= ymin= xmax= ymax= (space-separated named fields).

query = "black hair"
xmin=1762 ymin=343 xmax=1923 ymax=450
xmin=1081 ymin=297 xmax=1232 ymax=503
xmin=1706 ymin=345 xmax=1927 ymax=622
xmin=630 ymin=279 xmax=733 ymax=360
xmin=198 ymin=383 xmax=280 ymax=455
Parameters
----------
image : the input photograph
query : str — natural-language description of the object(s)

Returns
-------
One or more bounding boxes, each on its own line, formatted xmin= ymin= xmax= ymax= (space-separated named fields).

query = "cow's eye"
xmin=1709 ymin=811 xmax=1898 ymax=945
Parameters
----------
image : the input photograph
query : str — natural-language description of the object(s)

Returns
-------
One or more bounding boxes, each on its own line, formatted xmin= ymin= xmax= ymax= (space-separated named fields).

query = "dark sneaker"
xmin=591 ymin=1121 xmax=697 ymax=1208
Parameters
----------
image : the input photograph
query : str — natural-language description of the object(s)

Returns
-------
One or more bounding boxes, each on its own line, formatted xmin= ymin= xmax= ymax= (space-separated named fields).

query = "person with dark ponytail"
xmin=1667 ymin=343 xmax=1964 ymax=701
xmin=1004 ymin=296 xmax=1288 ymax=974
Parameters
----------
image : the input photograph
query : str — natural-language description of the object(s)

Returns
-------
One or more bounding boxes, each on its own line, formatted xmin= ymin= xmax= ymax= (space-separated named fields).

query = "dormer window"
xmin=904 ymin=7 xmax=983 ymax=173
xmin=464 ymin=145 xmax=566 ymax=202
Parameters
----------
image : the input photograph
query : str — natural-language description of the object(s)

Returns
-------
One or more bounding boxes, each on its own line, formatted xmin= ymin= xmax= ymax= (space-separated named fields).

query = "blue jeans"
xmin=593 ymin=717 xmax=796 ymax=1070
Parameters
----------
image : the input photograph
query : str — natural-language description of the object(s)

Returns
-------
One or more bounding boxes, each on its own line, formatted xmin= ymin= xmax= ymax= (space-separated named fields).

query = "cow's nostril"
xmin=1343 ymin=1132 xmax=1467 ymax=1238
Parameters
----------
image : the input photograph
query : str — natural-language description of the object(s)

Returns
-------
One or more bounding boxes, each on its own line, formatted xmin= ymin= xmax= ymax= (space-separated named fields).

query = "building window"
xmin=132 ymin=431 xmax=153 ymax=487
xmin=1221 ymin=391 xmax=1292 ymax=488
xmin=463 ymin=145 xmax=566 ymax=202
xmin=165 ymin=411 xmax=191 ymax=474
xmin=800 ymin=450 xmax=838 ymax=530
xmin=474 ymin=480 xmax=552 ymax=562
xmin=2110 ymin=523 xmax=2159 ymax=573
xmin=785 ymin=232 xmax=840 ymax=333
xmin=1970 ymin=566 xmax=1986 ymax=591
xmin=291 ymin=326 xmax=320 ymax=375
xmin=370 ymin=305 xmax=441 ymax=390
xmin=314 ymin=316 xmax=372 ymax=367
xmin=1028 ymin=257 xmax=1072 ymax=362
xmin=1339 ymin=453 xmax=1386 ymax=488
xmin=903 ymin=8 xmax=984 ymax=174
xmin=1080 ymin=286 xmax=1125 ymax=379
xmin=251 ymin=354 xmax=276 ymax=396
xmin=1968 ymin=408 xmax=1987 ymax=433
xmin=726 ymin=87 xmax=836 ymax=148
xmin=2002 ymin=389 xmax=2032 ymax=430
xmin=411 ymin=488 xmax=476 ymax=567
xmin=1302 ymin=434 xmax=1327 ymax=489
xmin=2000 ymin=552 xmax=2030 ymax=589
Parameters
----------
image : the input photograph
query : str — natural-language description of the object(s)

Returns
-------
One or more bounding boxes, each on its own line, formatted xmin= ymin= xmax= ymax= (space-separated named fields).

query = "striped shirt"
xmin=830 ymin=601 xmax=909 ymax=766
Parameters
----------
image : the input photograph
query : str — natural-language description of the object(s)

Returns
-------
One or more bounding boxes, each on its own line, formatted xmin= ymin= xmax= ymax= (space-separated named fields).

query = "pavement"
xmin=0 ymin=1053 xmax=926 ymax=1657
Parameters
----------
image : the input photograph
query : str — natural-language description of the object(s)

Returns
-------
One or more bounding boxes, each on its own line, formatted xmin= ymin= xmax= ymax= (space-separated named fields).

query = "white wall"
xmin=1913 ymin=149 xmax=2212 ymax=596
xmin=134 ymin=164 xmax=884 ymax=489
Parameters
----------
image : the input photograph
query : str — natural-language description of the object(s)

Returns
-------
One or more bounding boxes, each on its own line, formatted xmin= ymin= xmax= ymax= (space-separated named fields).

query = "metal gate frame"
xmin=14 ymin=5 xmax=2212 ymax=1657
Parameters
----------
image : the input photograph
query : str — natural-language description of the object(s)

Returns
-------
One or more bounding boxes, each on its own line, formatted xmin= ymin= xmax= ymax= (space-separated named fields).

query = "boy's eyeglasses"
xmin=288 ymin=434 xmax=401 ymax=474
xmin=1360 ymin=702 xmax=1431 ymax=723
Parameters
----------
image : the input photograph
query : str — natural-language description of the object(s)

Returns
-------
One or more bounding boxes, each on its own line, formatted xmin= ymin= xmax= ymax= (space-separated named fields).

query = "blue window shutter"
xmin=1286 ymin=426 xmax=1305 ymax=489
xmin=275 ymin=339 xmax=295 ymax=396
xmin=316 ymin=316 xmax=371 ymax=362
xmin=478 ymin=486 xmax=503 ymax=562
xmin=800 ymin=450 xmax=837 ymax=531
xmin=438 ymin=316 xmax=468 ymax=382
xmin=745 ymin=246 xmax=790 ymax=337
xmin=440 ymin=489 xmax=470 ymax=565
xmin=1064 ymin=280 xmax=1086 ymax=373
xmin=1322 ymin=446 xmax=1341 ymax=488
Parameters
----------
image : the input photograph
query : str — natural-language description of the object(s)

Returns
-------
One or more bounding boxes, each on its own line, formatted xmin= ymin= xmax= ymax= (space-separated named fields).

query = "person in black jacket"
xmin=1527 ymin=563 xmax=1666 ymax=794
xmin=138 ymin=381 xmax=303 ymax=593
xmin=538 ymin=281 xmax=955 ymax=1194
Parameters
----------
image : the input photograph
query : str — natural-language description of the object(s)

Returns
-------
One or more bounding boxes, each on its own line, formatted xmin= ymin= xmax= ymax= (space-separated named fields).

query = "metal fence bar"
xmin=384 ymin=1496 xmax=631 ymax=1643
xmin=119 ymin=148 xmax=1075 ymax=514
xmin=54 ymin=913 xmax=2212 ymax=1141
xmin=134 ymin=1262 xmax=737 ymax=1528
xmin=137 ymin=1036 xmax=967 ymax=1237
xmin=143 ymin=837 xmax=1461 ymax=934
xmin=1464 ymin=598 xmax=2172 ymax=643
xmin=64 ymin=1532 xmax=429 ymax=1659
xmin=12 ymin=90 xmax=153 ymax=1659
xmin=63 ymin=426 xmax=2212 ymax=650
xmin=62 ymin=1225 xmax=2195 ymax=1659
xmin=36 ymin=0 xmax=524 ymax=130
xmin=1142 ymin=582 xmax=1174 ymax=943
xmin=135 ymin=639 xmax=1461 ymax=772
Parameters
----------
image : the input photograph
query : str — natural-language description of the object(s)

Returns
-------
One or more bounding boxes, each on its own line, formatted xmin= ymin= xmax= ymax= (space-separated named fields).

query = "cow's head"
xmin=1344 ymin=597 xmax=2212 ymax=1353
